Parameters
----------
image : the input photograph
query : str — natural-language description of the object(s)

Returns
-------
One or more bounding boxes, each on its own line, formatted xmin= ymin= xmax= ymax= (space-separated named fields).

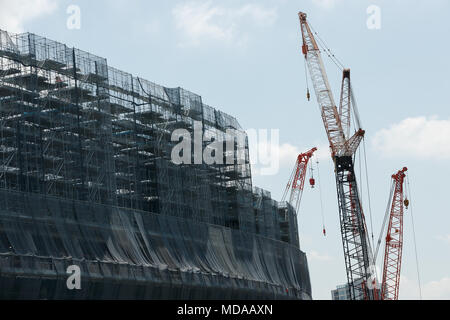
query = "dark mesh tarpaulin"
xmin=0 ymin=29 xmax=312 ymax=300
xmin=0 ymin=189 xmax=311 ymax=299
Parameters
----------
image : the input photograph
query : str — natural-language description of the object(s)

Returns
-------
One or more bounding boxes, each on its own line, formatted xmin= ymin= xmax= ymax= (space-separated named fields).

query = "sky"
xmin=1 ymin=0 xmax=449 ymax=300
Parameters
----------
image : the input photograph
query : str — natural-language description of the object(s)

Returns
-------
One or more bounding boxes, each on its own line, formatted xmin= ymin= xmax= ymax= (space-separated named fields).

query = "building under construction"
xmin=0 ymin=30 xmax=311 ymax=299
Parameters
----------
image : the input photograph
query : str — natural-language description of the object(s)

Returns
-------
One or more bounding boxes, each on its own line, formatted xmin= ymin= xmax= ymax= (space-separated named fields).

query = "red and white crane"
xmin=374 ymin=167 xmax=408 ymax=300
xmin=298 ymin=11 xmax=374 ymax=300
xmin=298 ymin=11 xmax=411 ymax=300
xmin=282 ymin=147 xmax=328 ymax=237
xmin=282 ymin=147 xmax=317 ymax=213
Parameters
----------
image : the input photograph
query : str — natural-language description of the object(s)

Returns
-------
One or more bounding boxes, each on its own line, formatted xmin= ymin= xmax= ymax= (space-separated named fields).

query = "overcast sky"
xmin=1 ymin=0 xmax=449 ymax=300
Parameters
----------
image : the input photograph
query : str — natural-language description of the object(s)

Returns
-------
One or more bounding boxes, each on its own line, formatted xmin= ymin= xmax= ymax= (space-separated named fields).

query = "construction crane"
xmin=282 ymin=147 xmax=317 ymax=215
xmin=374 ymin=167 xmax=409 ymax=300
xmin=298 ymin=12 xmax=375 ymax=300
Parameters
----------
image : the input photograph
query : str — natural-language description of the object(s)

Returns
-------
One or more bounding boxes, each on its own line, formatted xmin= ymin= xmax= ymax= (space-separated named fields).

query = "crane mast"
xmin=298 ymin=12 xmax=375 ymax=300
xmin=381 ymin=167 xmax=407 ymax=300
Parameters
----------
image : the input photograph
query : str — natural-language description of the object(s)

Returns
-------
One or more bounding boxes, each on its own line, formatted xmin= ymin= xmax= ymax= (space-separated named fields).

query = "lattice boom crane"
xmin=379 ymin=167 xmax=408 ymax=300
xmin=298 ymin=12 xmax=375 ymax=300
xmin=282 ymin=147 xmax=317 ymax=215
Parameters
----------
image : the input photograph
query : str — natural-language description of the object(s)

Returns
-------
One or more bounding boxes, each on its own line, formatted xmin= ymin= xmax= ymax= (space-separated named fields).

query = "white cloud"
xmin=312 ymin=0 xmax=341 ymax=9
xmin=400 ymin=275 xmax=450 ymax=300
xmin=436 ymin=234 xmax=450 ymax=244
xmin=309 ymin=250 xmax=333 ymax=262
xmin=253 ymin=141 xmax=330 ymax=167
xmin=423 ymin=277 xmax=450 ymax=300
xmin=237 ymin=4 xmax=278 ymax=25
xmin=248 ymin=139 xmax=330 ymax=177
xmin=277 ymin=142 xmax=331 ymax=166
xmin=0 ymin=0 xmax=58 ymax=33
xmin=172 ymin=1 xmax=277 ymax=47
xmin=278 ymin=143 xmax=302 ymax=167
xmin=399 ymin=275 xmax=422 ymax=300
xmin=372 ymin=116 xmax=450 ymax=160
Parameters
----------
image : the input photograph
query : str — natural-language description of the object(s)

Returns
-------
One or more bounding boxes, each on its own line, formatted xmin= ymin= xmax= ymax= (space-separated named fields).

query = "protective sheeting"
xmin=0 ymin=29 xmax=311 ymax=300
xmin=0 ymin=189 xmax=311 ymax=299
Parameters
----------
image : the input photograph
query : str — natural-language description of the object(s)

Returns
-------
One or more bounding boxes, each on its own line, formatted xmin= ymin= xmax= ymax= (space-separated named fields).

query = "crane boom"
xmin=298 ymin=12 xmax=375 ymax=300
xmin=299 ymin=12 xmax=345 ymax=158
xmin=339 ymin=70 xmax=352 ymax=139
xmin=282 ymin=148 xmax=317 ymax=214
xmin=381 ymin=167 xmax=407 ymax=300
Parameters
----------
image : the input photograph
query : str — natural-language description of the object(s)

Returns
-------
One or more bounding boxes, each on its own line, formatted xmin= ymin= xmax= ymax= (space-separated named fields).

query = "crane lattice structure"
xmin=298 ymin=12 xmax=375 ymax=300
xmin=379 ymin=168 xmax=408 ymax=300
xmin=282 ymin=147 xmax=317 ymax=214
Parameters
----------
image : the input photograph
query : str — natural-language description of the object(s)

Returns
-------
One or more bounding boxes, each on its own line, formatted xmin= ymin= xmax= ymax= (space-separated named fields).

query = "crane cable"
xmin=298 ymin=22 xmax=311 ymax=102
xmin=358 ymin=138 xmax=378 ymax=286
xmin=405 ymin=174 xmax=423 ymax=300
xmin=350 ymin=85 xmax=362 ymax=130
xmin=313 ymin=153 xmax=327 ymax=236
xmin=355 ymin=135 xmax=376 ymax=252
xmin=309 ymin=23 xmax=345 ymax=71
xmin=282 ymin=160 xmax=297 ymax=203
xmin=374 ymin=179 xmax=395 ymax=262
xmin=363 ymin=138 xmax=376 ymax=250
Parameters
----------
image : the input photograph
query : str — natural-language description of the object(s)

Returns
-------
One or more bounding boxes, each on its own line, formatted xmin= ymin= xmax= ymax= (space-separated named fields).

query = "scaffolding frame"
xmin=0 ymin=29 xmax=297 ymax=244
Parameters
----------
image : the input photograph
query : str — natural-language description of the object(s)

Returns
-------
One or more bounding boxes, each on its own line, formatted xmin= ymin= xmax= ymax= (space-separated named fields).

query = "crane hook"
xmin=309 ymin=166 xmax=315 ymax=188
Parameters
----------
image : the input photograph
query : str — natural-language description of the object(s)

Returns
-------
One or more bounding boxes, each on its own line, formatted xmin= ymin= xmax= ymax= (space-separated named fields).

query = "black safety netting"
xmin=0 ymin=189 xmax=311 ymax=299
xmin=0 ymin=29 xmax=312 ymax=300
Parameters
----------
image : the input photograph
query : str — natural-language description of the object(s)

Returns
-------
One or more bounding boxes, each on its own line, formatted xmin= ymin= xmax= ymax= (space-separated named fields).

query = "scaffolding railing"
xmin=0 ymin=29 xmax=298 ymax=246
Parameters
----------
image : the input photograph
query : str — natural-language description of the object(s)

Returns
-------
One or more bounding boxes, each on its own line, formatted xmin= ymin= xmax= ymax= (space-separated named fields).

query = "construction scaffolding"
xmin=0 ymin=30 xmax=310 ymax=299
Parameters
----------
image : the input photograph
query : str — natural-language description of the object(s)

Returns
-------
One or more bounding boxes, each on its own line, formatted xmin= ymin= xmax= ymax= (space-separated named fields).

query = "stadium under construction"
xmin=0 ymin=30 xmax=311 ymax=299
